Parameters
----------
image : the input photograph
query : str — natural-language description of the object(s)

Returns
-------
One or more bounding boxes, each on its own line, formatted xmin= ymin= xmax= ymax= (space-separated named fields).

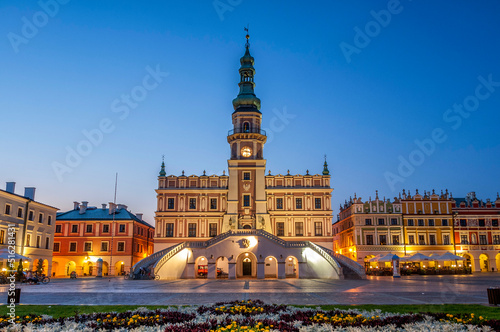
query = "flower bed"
xmin=0 ymin=300 xmax=498 ymax=331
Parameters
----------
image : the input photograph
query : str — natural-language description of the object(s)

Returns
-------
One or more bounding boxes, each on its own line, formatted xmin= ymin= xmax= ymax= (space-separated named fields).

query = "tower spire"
xmin=232 ymin=28 xmax=261 ymax=112
xmin=322 ymin=155 xmax=330 ymax=175
xmin=159 ymin=156 xmax=166 ymax=177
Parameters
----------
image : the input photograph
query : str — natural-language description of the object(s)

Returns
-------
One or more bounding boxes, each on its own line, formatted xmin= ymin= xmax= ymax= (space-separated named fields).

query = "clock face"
xmin=241 ymin=146 xmax=252 ymax=157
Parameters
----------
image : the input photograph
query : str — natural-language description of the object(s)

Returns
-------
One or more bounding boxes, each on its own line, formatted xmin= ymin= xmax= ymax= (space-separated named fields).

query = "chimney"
xmin=117 ymin=204 xmax=128 ymax=211
xmin=108 ymin=202 xmax=116 ymax=215
xmin=24 ymin=187 xmax=36 ymax=200
xmin=6 ymin=182 xmax=15 ymax=194
xmin=79 ymin=201 xmax=88 ymax=214
xmin=102 ymin=203 xmax=107 ymax=209
xmin=136 ymin=213 xmax=143 ymax=221
xmin=73 ymin=201 xmax=80 ymax=210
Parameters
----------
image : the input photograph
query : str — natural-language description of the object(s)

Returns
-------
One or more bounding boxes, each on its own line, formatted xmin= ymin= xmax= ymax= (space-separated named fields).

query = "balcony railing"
xmin=228 ymin=128 xmax=266 ymax=136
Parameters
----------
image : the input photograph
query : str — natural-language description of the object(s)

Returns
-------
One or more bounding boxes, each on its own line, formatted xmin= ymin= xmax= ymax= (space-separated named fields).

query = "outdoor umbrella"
xmin=436 ymin=252 xmax=466 ymax=261
xmin=0 ymin=248 xmax=31 ymax=261
xmin=368 ymin=254 xmax=383 ymax=262
xmin=377 ymin=253 xmax=400 ymax=263
xmin=407 ymin=252 xmax=431 ymax=262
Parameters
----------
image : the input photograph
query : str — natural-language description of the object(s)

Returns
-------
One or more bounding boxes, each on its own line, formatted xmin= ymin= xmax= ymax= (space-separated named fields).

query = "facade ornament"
xmin=181 ymin=170 xmax=185 ymax=176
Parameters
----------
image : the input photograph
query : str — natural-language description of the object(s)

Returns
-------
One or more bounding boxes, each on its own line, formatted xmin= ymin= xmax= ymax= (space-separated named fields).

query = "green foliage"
xmin=7 ymin=304 xmax=500 ymax=320
xmin=36 ymin=259 xmax=44 ymax=274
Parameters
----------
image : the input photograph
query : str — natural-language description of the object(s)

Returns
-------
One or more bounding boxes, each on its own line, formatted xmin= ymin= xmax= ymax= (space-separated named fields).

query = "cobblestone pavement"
xmin=1 ymin=273 xmax=499 ymax=305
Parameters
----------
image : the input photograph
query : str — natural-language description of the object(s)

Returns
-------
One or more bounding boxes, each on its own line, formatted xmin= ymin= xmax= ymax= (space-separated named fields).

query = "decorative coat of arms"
xmin=242 ymin=239 xmax=250 ymax=248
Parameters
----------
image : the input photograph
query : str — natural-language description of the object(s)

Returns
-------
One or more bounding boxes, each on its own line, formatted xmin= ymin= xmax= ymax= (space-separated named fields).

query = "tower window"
xmin=295 ymin=198 xmax=303 ymax=209
xmin=189 ymin=198 xmax=196 ymax=209
xmin=243 ymin=122 xmax=250 ymax=133
xmin=243 ymin=195 xmax=250 ymax=207
xmin=314 ymin=198 xmax=321 ymax=209
xmin=168 ymin=198 xmax=175 ymax=209
xmin=276 ymin=198 xmax=283 ymax=209
xmin=243 ymin=172 xmax=251 ymax=180
xmin=209 ymin=198 xmax=217 ymax=210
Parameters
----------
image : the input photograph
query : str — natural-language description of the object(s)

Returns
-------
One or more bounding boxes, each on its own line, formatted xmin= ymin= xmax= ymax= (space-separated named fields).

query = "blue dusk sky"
xmin=1 ymin=1 xmax=500 ymax=226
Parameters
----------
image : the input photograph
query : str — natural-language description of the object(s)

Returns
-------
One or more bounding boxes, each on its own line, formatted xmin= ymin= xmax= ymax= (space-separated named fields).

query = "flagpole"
xmin=109 ymin=173 xmax=117 ymax=280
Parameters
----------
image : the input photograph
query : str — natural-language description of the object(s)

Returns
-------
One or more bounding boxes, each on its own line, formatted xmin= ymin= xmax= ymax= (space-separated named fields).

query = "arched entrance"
xmin=264 ymin=256 xmax=277 ymax=278
xmin=236 ymin=252 xmax=257 ymax=278
xmin=115 ymin=261 xmax=125 ymax=275
xmin=83 ymin=261 xmax=94 ymax=276
xmin=243 ymin=258 xmax=252 ymax=275
xmin=195 ymin=256 xmax=208 ymax=278
xmin=102 ymin=261 xmax=109 ymax=276
xmin=285 ymin=256 xmax=298 ymax=278
xmin=216 ymin=256 xmax=228 ymax=278
xmin=479 ymin=254 xmax=489 ymax=272
xmin=66 ymin=261 xmax=76 ymax=276
xmin=460 ymin=253 xmax=473 ymax=271
xmin=52 ymin=261 xmax=59 ymax=277
xmin=243 ymin=225 xmax=251 ymax=229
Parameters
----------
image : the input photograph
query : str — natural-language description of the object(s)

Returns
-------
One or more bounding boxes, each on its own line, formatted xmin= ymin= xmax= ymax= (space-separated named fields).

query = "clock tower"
xmin=223 ymin=33 xmax=270 ymax=232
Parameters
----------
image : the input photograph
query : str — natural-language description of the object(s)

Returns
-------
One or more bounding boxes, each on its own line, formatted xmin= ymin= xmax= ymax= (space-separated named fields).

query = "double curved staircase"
xmin=130 ymin=230 xmax=366 ymax=280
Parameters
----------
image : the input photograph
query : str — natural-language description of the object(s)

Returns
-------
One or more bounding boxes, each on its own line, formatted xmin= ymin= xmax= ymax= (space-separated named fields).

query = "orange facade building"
xmin=53 ymin=202 xmax=154 ymax=277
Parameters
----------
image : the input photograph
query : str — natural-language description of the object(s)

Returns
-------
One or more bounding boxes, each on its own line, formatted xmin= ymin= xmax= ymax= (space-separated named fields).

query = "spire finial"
xmin=375 ymin=190 xmax=379 ymax=200
xmin=244 ymin=25 xmax=250 ymax=49
xmin=159 ymin=157 xmax=166 ymax=177
xmin=322 ymin=155 xmax=330 ymax=175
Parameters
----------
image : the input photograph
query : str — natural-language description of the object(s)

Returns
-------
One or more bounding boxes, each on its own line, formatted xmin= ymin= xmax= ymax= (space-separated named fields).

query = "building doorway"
xmin=242 ymin=258 xmax=252 ymax=276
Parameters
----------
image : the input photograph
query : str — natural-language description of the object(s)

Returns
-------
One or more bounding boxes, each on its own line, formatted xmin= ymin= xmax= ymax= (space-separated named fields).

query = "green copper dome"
xmin=232 ymin=35 xmax=261 ymax=112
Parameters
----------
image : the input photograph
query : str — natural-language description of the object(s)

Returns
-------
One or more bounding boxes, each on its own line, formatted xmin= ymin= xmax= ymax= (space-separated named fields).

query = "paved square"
xmin=1 ymin=274 xmax=499 ymax=305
